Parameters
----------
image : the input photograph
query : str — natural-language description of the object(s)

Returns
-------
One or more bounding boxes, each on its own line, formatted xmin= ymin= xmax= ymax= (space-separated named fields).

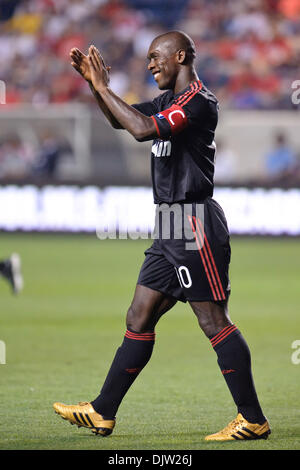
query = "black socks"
xmin=209 ymin=325 xmax=265 ymax=424
xmin=91 ymin=329 xmax=155 ymax=418
xmin=91 ymin=323 xmax=265 ymax=425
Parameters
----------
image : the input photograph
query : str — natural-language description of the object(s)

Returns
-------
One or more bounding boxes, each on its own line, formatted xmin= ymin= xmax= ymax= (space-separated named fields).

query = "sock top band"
xmin=125 ymin=329 xmax=155 ymax=341
xmin=210 ymin=325 xmax=238 ymax=348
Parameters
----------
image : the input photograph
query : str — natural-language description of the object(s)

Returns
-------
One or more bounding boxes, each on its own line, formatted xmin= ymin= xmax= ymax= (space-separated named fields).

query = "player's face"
xmin=147 ymin=40 xmax=178 ymax=90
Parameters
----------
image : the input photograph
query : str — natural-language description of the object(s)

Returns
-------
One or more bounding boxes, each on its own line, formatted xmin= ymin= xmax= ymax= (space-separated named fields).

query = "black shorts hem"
xmin=137 ymin=281 xmax=187 ymax=303
xmin=185 ymin=295 xmax=230 ymax=303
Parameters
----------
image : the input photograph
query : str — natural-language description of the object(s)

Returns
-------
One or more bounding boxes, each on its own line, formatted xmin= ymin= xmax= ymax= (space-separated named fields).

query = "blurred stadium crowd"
xmin=0 ymin=0 xmax=300 ymax=184
xmin=1 ymin=0 xmax=300 ymax=108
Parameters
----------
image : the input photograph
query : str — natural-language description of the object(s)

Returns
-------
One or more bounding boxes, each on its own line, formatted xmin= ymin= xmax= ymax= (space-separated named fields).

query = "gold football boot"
xmin=205 ymin=413 xmax=271 ymax=441
xmin=53 ymin=401 xmax=115 ymax=436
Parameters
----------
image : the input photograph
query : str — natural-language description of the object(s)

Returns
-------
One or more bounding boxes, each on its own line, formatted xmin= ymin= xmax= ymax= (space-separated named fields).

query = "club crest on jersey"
xmin=156 ymin=113 xmax=165 ymax=120
xmin=152 ymin=140 xmax=172 ymax=158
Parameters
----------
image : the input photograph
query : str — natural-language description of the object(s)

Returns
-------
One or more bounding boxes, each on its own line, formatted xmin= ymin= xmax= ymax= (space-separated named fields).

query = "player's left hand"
xmin=88 ymin=45 xmax=110 ymax=92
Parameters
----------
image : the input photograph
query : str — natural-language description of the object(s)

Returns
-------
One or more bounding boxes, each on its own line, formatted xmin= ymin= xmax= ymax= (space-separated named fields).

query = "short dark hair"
xmin=153 ymin=31 xmax=196 ymax=65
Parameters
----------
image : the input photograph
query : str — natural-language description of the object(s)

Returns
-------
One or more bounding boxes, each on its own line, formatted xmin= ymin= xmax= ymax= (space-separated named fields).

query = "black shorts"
xmin=137 ymin=197 xmax=231 ymax=303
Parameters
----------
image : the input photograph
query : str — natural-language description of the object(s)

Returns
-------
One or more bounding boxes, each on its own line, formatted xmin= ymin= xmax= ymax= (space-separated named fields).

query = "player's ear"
xmin=176 ymin=49 xmax=186 ymax=65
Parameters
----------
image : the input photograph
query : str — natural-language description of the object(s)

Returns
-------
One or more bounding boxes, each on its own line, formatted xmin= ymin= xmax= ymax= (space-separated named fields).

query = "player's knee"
xmin=126 ymin=304 xmax=153 ymax=333
xmin=197 ymin=315 xmax=226 ymax=338
xmin=191 ymin=300 xmax=231 ymax=337
xmin=126 ymin=305 xmax=139 ymax=331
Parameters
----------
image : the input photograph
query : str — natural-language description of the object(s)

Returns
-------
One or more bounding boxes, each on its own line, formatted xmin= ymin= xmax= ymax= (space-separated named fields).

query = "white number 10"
xmin=176 ymin=266 xmax=192 ymax=288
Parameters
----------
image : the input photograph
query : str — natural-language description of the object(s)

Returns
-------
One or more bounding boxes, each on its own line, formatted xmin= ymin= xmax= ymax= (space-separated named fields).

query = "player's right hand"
xmin=70 ymin=48 xmax=92 ymax=82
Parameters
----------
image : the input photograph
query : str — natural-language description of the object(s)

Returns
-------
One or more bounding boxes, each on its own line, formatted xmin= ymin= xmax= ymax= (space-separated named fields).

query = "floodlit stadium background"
xmin=1 ymin=0 xmax=300 ymax=235
xmin=1 ymin=0 xmax=300 ymax=452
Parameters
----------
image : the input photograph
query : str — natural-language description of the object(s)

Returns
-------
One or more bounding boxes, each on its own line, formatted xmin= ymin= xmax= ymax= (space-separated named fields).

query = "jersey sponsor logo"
xmin=152 ymin=140 xmax=171 ymax=157
xmin=156 ymin=113 xmax=165 ymax=120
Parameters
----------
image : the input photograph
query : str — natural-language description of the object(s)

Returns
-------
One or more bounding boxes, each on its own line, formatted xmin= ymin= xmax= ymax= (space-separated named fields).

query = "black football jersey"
xmin=133 ymin=80 xmax=218 ymax=204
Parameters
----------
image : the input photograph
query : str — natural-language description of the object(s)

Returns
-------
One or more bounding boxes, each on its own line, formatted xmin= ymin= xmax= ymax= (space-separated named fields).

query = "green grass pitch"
xmin=0 ymin=234 xmax=299 ymax=450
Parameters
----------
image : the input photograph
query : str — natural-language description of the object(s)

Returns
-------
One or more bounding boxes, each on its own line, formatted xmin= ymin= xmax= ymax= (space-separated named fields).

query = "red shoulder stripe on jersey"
xmin=151 ymin=115 xmax=161 ymax=137
xmin=179 ymin=81 xmax=202 ymax=107
xmin=175 ymin=80 xmax=202 ymax=107
xmin=175 ymin=81 xmax=197 ymax=106
xmin=176 ymin=81 xmax=197 ymax=103
xmin=179 ymin=80 xmax=201 ymax=105
xmin=175 ymin=81 xmax=195 ymax=102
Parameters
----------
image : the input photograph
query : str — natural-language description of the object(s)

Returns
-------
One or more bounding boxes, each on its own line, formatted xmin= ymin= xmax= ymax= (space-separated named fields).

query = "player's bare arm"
xmin=70 ymin=47 xmax=122 ymax=129
xmin=88 ymin=45 xmax=158 ymax=142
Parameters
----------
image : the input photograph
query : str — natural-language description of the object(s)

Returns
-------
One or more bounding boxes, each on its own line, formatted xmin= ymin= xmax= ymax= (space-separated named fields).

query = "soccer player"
xmin=0 ymin=253 xmax=23 ymax=294
xmin=53 ymin=31 xmax=270 ymax=441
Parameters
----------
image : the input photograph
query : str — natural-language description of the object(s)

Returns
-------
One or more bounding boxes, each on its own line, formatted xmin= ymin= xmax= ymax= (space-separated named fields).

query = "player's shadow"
xmin=75 ymin=430 xmax=205 ymax=440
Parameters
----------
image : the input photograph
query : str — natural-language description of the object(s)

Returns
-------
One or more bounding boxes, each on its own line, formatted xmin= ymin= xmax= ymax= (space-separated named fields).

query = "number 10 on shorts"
xmin=175 ymin=265 xmax=192 ymax=288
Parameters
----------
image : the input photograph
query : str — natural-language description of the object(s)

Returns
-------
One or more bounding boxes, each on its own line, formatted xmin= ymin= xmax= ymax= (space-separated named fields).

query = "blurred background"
xmin=1 ymin=2 xmax=300 ymax=450
xmin=1 ymin=0 xmax=300 ymax=234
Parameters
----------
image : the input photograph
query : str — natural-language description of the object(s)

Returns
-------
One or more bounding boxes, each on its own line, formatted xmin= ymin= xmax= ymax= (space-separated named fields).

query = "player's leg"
xmin=175 ymin=199 xmax=269 ymax=439
xmin=190 ymin=299 xmax=270 ymax=440
xmin=190 ymin=299 xmax=265 ymax=423
xmin=0 ymin=254 xmax=23 ymax=294
xmin=90 ymin=285 xmax=176 ymax=418
xmin=54 ymin=284 xmax=177 ymax=435
xmin=126 ymin=284 xmax=177 ymax=332
xmin=189 ymin=298 xmax=232 ymax=336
